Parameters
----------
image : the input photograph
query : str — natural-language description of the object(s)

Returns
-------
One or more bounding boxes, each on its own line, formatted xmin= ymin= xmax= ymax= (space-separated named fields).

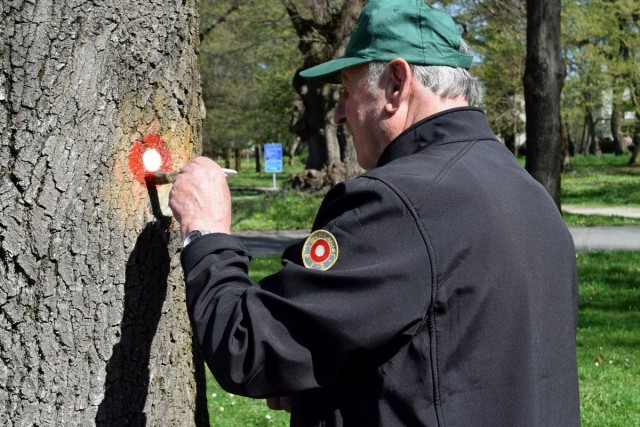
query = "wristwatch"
xmin=182 ymin=230 xmax=212 ymax=248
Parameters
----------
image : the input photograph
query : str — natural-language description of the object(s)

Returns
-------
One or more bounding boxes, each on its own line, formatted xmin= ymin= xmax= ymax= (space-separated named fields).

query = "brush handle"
xmin=152 ymin=168 xmax=237 ymax=185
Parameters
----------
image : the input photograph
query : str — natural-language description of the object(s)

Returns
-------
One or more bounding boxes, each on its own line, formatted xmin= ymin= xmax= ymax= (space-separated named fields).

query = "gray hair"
xmin=366 ymin=41 xmax=484 ymax=105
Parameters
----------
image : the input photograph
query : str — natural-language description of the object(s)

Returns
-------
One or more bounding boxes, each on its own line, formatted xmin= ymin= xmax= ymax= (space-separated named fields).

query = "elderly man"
xmin=169 ymin=0 xmax=581 ymax=425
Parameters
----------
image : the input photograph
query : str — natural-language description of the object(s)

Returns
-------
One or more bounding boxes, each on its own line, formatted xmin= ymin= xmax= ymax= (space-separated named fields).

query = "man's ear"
xmin=384 ymin=58 xmax=412 ymax=113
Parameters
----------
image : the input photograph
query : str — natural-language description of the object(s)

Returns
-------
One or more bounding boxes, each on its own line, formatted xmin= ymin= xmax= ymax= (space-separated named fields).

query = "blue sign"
xmin=264 ymin=143 xmax=283 ymax=173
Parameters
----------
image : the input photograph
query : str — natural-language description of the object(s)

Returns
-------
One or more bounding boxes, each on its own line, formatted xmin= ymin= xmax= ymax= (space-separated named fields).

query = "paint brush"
xmin=150 ymin=168 xmax=238 ymax=185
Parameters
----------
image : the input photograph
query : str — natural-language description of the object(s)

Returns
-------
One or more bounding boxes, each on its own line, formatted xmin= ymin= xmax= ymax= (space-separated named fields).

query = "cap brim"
xmin=299 ymin=57 xmax=372 ymax=84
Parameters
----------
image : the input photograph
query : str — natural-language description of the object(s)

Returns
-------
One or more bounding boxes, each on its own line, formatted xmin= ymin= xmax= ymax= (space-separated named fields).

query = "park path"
xmin=563 ymin=204 xmax=640 ymax=218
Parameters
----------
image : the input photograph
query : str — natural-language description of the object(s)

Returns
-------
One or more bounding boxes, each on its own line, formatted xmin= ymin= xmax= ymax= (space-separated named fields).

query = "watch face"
xmin=188 ymin=230 xmax=203 ymax=239
xmin=183 ymin=230 xmax=207 ymax=248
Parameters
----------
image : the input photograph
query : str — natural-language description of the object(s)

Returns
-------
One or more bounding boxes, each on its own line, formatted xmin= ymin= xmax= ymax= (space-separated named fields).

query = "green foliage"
xmin=199 ymin=0 xmax=302 ymax=157
xmin=435 ymin=0 xmax=526 ymax=145
xmin=439 ymin=0 xmax=640 ymax=149
xmin=576 ymin=251 xmax=640 ymax=426
xmin=562 ymin=0 xmax=640 ymax=142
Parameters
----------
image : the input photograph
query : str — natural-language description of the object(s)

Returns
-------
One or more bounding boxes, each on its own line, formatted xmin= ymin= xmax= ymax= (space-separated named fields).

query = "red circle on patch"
xmin=310 ymin=239 xmax=330 ymax=263
xmin=128 ymin=133 xmax=173 ymax=184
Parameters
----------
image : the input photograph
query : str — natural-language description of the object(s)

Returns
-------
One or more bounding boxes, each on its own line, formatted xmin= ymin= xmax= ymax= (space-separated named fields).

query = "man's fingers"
xmin=279 ymin=396 xmax=293 ymax=412
xmin=266 ymin=398 xmax=281 ymax=410
xmin=266 ymin=397 xmax=292 ymax=412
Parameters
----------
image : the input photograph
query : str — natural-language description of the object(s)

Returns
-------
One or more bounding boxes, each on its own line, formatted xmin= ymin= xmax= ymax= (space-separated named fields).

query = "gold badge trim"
xmin=302 ymin=230 xmax=339 ymax=270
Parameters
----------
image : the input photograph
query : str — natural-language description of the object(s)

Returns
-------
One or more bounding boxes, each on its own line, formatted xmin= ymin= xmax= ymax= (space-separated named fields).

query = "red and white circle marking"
xmin=302 ymin=230 xmax=339 ymax=270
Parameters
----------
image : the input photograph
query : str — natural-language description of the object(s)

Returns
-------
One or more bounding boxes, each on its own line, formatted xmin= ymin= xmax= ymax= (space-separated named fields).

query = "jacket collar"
xmin=377 ymin=107 xmax=498 ymax=168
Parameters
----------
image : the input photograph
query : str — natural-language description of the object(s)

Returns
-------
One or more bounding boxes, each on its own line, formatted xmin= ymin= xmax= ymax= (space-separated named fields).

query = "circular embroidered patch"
xmin=302 ymin=230 xmax=339 ymax=270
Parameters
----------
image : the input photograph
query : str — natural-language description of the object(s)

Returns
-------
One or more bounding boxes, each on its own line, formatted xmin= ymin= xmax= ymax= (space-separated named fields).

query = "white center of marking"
xmin=315 ymin=246 xmax=325 ymax=257
xmin=142 ymin=149 xmax=162 ymax=172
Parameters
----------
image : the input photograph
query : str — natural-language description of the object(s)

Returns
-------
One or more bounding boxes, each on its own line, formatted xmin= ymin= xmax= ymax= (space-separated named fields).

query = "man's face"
xmin=334 ymin=64 xmax=388 ymax=170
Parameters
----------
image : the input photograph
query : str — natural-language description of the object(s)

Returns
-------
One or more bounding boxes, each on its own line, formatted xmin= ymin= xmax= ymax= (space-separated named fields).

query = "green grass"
xmin=576 ymin=251 xmax=640 ymax=426
xmin=232 ymin=191 xmax=321 ymax=231
xmin=205 ymin=371 xmax=289 ymax=427
xmin=562 ymin=212 xmax=640 ymax=227
xmin=205 ymin=252 xmax=640 ymax=425
xmin=562 ymin=154 xmax=640 ymax=207
xmin=226 ymin=157 xmax=321 ymax=231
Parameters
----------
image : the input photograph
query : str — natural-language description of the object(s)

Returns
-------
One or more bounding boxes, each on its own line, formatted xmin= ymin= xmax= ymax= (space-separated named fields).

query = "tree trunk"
xmin=289 ymin=137 xmax=300 ymax=166
xmin=224 ymin=147 xmax=233 ymax=169
xmin=590 ymin=118 xmax=602 ymax=156
xmin=610 ymin=106 xmax=624 ymax=154
xmin=234 ymin=147 xmax=242 ymax=172
xmin=630 ymin=122 xmax=640 ymax=166
xmin=627 ymin=69 xmax=640 ymax=166
xmin=580 ymin=110 xmax=597 ymax=155
xmin=524 ymin=0 xmax=564 ymax=208
xmin=630 ymin=142 xmax=640 ymax=165
xmin=0 ymin=2 xmax=208 ymax=426
xmin=610 ymin=87 xmax=625 ymax=155
xmin=561 ymin=120 xmax=572 ymax=173
xmin=255 ymin=144 xmax=263 ymax=174
xmin=283 ymin=0 xmax=364 ymax=191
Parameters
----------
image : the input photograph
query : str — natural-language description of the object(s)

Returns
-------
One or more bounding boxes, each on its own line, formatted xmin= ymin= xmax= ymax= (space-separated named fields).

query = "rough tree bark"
xmin=524 ymin=0 xmax=564 ymax=208
xmin=283 ymin=0 xmax=364 ymax=192
xmin=0 ymin=1 xmax=208 ymax=425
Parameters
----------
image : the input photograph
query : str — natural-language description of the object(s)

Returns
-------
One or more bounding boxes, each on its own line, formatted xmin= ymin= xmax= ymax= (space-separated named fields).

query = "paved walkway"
xmin=563 ymin=204 xmax=640 ymax=219
xmin=235 ymin=226 xmax=640 ymax=255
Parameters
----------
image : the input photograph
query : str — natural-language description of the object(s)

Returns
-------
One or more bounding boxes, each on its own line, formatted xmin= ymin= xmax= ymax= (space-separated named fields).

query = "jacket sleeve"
xmin=181 ymin=176 xmax=433 ymax=397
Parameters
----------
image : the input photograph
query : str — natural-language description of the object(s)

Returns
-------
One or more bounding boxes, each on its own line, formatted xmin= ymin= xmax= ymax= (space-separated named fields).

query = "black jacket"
xmin=182 ymin=107 xmax=581 ymax=426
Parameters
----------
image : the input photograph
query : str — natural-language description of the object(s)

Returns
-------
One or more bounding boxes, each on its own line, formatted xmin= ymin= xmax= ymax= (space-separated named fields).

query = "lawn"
xmin=576 ymin=251 xmax=640 ymax=426
xmin=204 ymin=252 xmax=640 ymax=426
xmin=562 ymin=154 xmax=640 ymax=207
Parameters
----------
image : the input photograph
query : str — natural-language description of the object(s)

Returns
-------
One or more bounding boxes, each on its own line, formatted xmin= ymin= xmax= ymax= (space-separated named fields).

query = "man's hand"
xmin=168 ymin=157 xmax=231 ymax=238
xmin=266 ymin=396 xmax=292 ymax=413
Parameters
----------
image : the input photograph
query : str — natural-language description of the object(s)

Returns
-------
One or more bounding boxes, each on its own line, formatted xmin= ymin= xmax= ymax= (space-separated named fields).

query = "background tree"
xmin=437 ymin=0 xmax=527 ymax=155
xmin=0 ymin=1 xmax=208 ymax=425
xmin=562 ymin=0 xmax=640 ymax=161
xmin=564 ymin=0 xmax=612 ymax=156
xmin=200 ymin=0 xmax=301 ymax=172
xmin=283 ymin=0 xmax=365 ymax=192
xmin=524 ymin=0 xmax=565 ymax=207
xmin=621 ymin=1 xmax=640 ymax=165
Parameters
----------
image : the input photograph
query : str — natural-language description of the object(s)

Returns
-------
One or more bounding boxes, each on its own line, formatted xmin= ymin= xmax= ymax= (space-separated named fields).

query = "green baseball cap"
xmin=299 ymin=0 xmax=473 ymax=84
